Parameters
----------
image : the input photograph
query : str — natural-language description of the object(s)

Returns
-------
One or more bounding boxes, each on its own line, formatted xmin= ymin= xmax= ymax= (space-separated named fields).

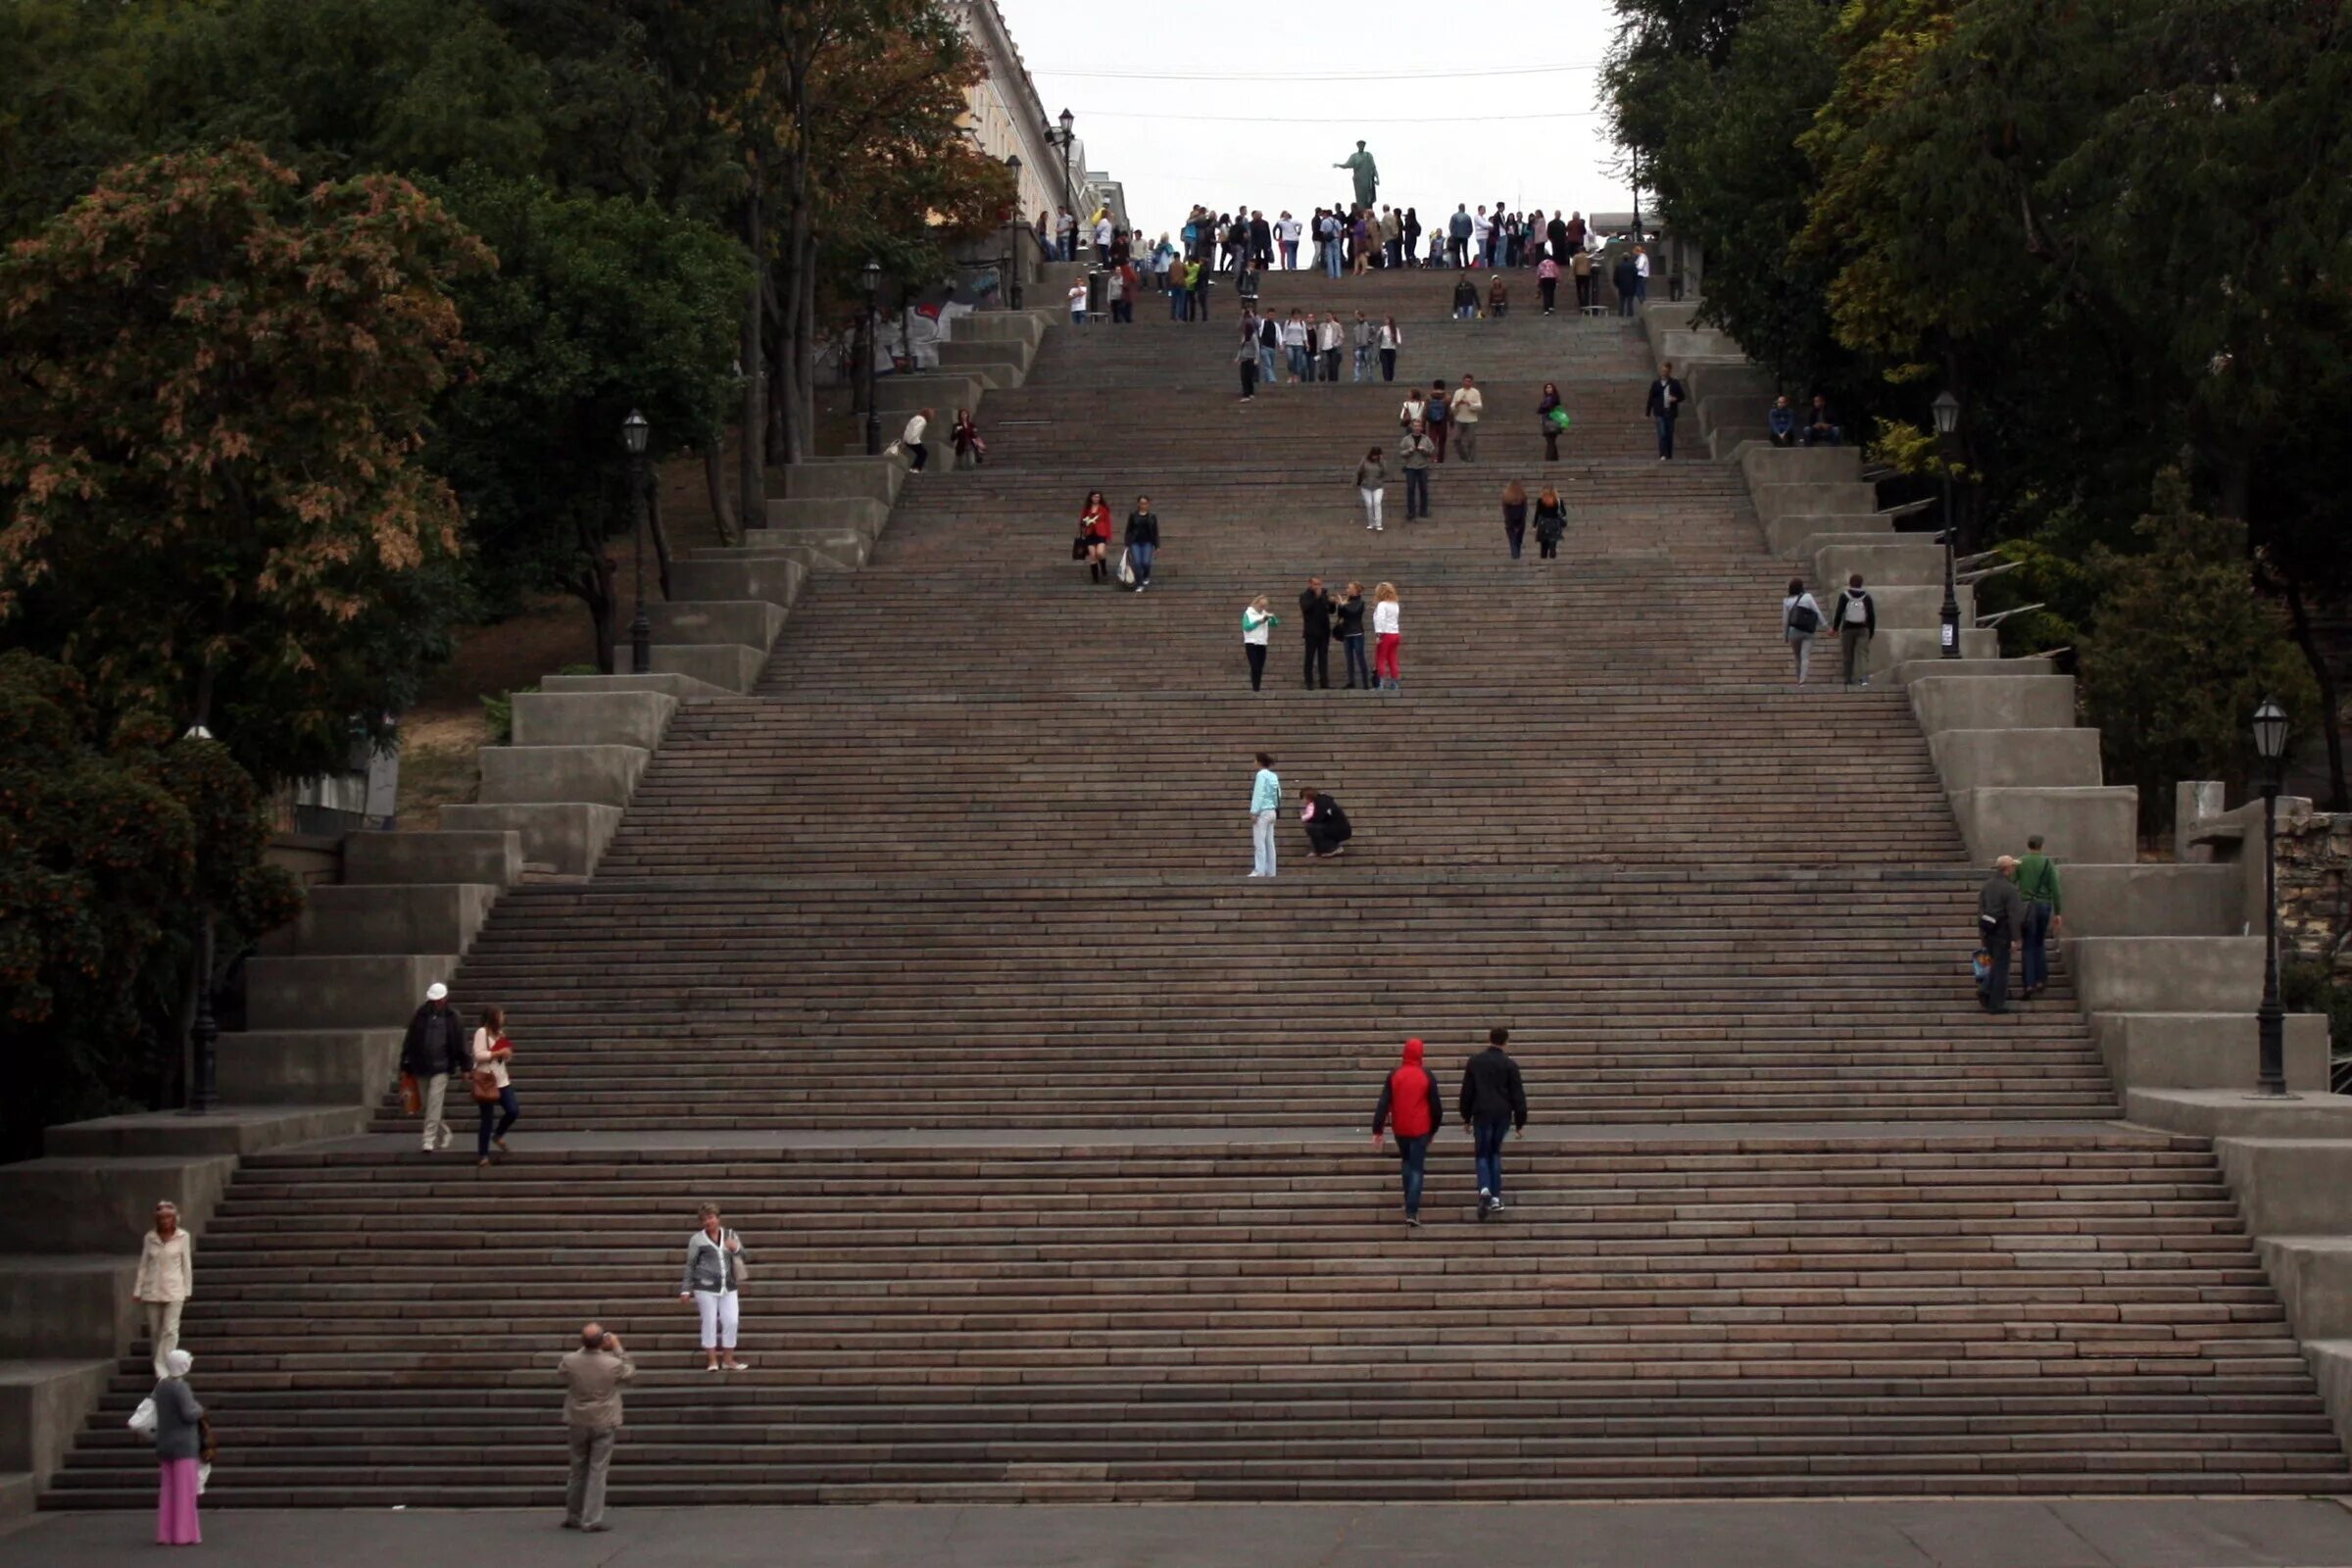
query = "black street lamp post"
xmin=1054 ymin=108 xmax=1077 ymax=254
xmin=622 ymin=411 xmax=651 ymax=673
xmin=187 ymin=906 xmax=218 ymax=1114
xmin=861 ymin=259 xmax=883 ymax=456
xmin=1933 ymin=390 xmax=1962 ymax=660
xmin=1004 ymin=154 xmax=1023 ymax=308
xmin=2252 ymin=697 xmax=2294 ymax=1099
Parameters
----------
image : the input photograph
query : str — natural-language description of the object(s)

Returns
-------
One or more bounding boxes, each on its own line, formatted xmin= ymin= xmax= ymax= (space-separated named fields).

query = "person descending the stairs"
xmin=1449 ymin=374 xmax=1484 ymax=462
xmin=135 ymin=1200 xmax=194 ymax=1379
xmin=1460 ymin=1028 xmax=1529 ymax=1218
xmin=1123 ymin=497 xmax=1159 ymax=590
xmin=1645 ymin=363 xmax=1686 ymax=461
xmin=470 ymin=1004 xmax=517 ymax=1167
xmin=1242 ymin=595 xmax=1278 ymax=691
xmin=1372 ymin=582 xmax=1403 ymax=691
xmin=1372 ymin=1037 xmax=1445 ymax=1226
xmin=951 ymin=408 xmax=983 ymax=468
xmin=2016 ymin=834 xmax=2065 ymax=999
xmin=679 ymin=1203 xmax=750 ymax=1372
xmin=1355 ymin=447 xmax=1388 ymax=531
xmin=1248 ymin=752 xmax=1281 ymax=878
xmin=1078 ymin=491 xmax=1114 ymax=583
xmin=402 ymin=981 xmax=468 ymax=1152
xmin=903 ymin=408 xmax=932 ymax=472
xmin=1782 ymin=577 xmax=1826 ymax=685
xmin=1978 ymin=856 xmax=2026 ymax=1014
xmin=1299 ymin=785 xmax=1352 ymax=859
xmin=1336 ymin=582 xmax=1371 ymax=688
xmin=1298 ymin=576 xmax=1336 ymax=689
xmin=1834 ymin=573 xmax=1877 ymax=687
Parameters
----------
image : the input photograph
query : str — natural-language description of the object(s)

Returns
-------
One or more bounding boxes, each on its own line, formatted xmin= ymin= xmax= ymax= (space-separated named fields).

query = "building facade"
xmin=951 ymin=0 xmax=1127 ymax=236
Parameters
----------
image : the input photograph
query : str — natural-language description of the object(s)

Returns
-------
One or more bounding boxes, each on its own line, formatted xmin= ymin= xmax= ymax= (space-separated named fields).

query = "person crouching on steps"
xmin=1372 ymin=1038 xmax=1445 ymax=1227
xmin=1459 ymin=1028 xmax=1529 ymax=1218
xmin=679 ymin=1203 xmax=749 ymax=1372
xmin=1299 ymin=786 xmax=1351 ymax=858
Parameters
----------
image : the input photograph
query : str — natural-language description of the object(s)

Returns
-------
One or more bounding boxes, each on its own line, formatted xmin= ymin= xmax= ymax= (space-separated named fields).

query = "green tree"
xmin=2078 ymin=471 xmax=2317 ymax=832
xmin=0 ymin=651 xmax=297 ymax=1157
xmin=428 ymin=170 xmax=747 ymax=670
xmin=0 ymin=142 xmax=489 ymax=788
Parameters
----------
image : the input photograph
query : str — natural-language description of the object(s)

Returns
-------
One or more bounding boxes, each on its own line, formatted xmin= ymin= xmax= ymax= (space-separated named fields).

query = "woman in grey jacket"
xmin=677 ymin=1203 xmax=749 ymax=1372
xmin=153 ymin=1348 xmax=206 ymax=1544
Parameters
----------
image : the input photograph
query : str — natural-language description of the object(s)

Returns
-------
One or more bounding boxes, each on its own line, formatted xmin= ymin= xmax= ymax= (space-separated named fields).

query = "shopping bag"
xmin=1115 ymin=550 xmax=1136 ymax=586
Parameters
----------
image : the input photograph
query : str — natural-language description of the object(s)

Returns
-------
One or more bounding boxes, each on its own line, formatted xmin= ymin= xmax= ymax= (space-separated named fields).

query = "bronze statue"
xmin=1334 ymin=141 xmax=1379 ymax=211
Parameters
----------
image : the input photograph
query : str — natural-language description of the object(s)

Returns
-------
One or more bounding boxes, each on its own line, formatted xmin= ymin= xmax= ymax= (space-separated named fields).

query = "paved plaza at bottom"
xmin=11 ymin=1499 xmax=2352 ymax=1567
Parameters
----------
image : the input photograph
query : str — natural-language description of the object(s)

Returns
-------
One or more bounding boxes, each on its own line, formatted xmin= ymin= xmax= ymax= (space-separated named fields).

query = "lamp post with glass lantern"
xmin=1003 ymin=154 xmax=1023 ymax=308
xmin=622 ymin=411 xmax=651 ymax=673
xmin=1054 ymin=109 xmax=1076 ymax=253
xmin=861 ymin=259 xmax=882 ymax=456
xmin=2252 ymin=697 xmax=2295 ymax=1098
xmin=1933 ymin=390 xmax=1962 ymax=659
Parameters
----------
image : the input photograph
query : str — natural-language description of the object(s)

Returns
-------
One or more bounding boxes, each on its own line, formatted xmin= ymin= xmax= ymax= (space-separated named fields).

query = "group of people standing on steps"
xmin=1244 ymin=579 xmax=1402 ymax=693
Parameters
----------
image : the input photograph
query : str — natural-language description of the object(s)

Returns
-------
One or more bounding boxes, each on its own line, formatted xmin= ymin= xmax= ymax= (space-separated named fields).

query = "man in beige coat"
xmin=135 ymin=1200 xmax=194 ymax=1378
xmin=560 ymin=1323 xmax=635 ymax=1532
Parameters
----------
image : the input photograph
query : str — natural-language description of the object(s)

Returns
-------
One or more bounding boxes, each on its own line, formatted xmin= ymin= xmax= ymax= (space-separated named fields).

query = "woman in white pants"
xmin=678 ymin=1203 xmax=749 ymax=1372
xmin=1355 ymin=447 xmax=1387 ymax=530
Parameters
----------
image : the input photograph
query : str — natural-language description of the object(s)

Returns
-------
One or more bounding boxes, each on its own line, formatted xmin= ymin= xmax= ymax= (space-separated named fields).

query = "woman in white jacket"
xmin=1372 ymin=583 xmax=1403 ymax=692
xmin=1783 ymin=577 xmax=1826 ymax=685
xmin=678 ymin=1203 xmax=750 ymax=1372
xmin=135 ymin=1201 xmax=194 ymax=1379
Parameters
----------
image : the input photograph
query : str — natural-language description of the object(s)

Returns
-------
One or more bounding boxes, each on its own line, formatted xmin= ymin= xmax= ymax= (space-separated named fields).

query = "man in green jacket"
xmin=2017 ymin=834 xmax=2064 ymax=999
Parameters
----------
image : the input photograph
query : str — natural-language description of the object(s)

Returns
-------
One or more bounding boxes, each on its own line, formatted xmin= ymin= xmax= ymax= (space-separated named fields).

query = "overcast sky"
xmin=1002 ymin=0 xmax=1632 ymax=240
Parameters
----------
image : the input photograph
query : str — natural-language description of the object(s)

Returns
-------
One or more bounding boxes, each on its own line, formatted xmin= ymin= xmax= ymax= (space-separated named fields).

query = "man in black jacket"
xmin=1611 ymin=251 xmax=1641 ymax=317
xmin=401 ymin=981 xmax=469 ymax=1152
xmin=1644 ymin=362 xmax=1688 ymax=461
xmin=1978 ymin=858 xmax=2026 ymax=1014
xmin=1298 ymin=577 xmax=1335 ymax=690
xmin=1459 ymin=1028 xmax=1529 ymax=1218
xmin=1833 ymin=573 xmax=1877 ymax=687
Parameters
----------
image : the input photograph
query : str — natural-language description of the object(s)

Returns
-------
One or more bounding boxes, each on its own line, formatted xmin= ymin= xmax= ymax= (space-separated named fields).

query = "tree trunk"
xmin=2283 ymin=569 xmax=2349 ymax=809
xmin=778 ymin=127 xmax=815 ymax=465
xmin=578 ymin=553 xmax=618 ymax=675
xmin=647 ymin=479 xmax=675 ymax=602
xmin=738 ymin=161 xmax=766 ymax=530
xmin=702 ymin=439 xmax=740 ymax=545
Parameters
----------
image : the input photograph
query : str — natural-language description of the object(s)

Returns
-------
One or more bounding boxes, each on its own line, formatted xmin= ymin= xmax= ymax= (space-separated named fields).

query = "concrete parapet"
xmin=342 ymin=830 xmax=521 ymax=889
xmin=0 ymin=1258 xmax=137 ymax=1359
xmin=1928 ymin=728 xmax=2104 ymax=792
xmin=870 ymin=374 xmax=982 ymax=416
xmin=1867 ymin=627 xmax=1999 ymax=670
xmin=1811 ymin=540 xmax=1950 ymax=590
xmin=1909 ymin=675 xmax=2078 ymax=736
xmin=244 ymin=953 xmax=461 ymax=1031
xmin=217 ymin=1028 xmax=403 ymax=1106
xmin=954 ymin=311 xmax=1047 ymax=347
xmin=477 ymin=744 xmax=650 ymax=808
xmin=779 ymin=458 xmax=906 ymax=505
xmin=2095 ymin=1011 xmax=2329 ymax=1093
xmin=2302 ymin=1339 xmax=2352 ymax=1457
xmin=1949 ymin=784 xmax=2137 ymax=865
xmin=761 ymin=496 xmax=888 ymax=535
xmin=1770 ymin=513 xmax=1887 ymax=557
xmin=1886 ymin=657 xmax=2055 ymax=686
xmin=1857 ymin=584 xmax=1978 ymax=626
xmin=2064 ymin=864 xmax=2239 ymax=938
xmin=538 ymin=671 xmax=733 ymax=701
xmin=734 ymin=528 xmax=872 ymax=572
xmin=1741 ymin=446 xmax=1859 ymax=489
xmin=669 ymin=553 xmax=806 ymax=612
xmin=651 ymin=601 xmax=788 ymax=655
xmin=509 ymin=690 xmax=675 ymax=752
xmin=0 ymin=1156 xmax=240 ymax=1250
xmin=270 ymin=882 xmax=499 ymax=957
xmin=1753 ymin=481 xmax=1881 ymax=522
xmin=2221 ymin=1138 xmax=2352 ymax=1236
xmin=2069 ymin=935 xmax=2264 ymax=1013
xmin=2263 ymin=1241 xmax=2352 ymax=1341
xmin=1687 ymin=361 xmax=1772 ymax=407
xmin=2134 ymin=1089 xmax=2352 ymax=1139
xmin=43 ymin=1106 xmax=370 ymax=1160
xmin=0 ymin=1358 xmax=113 ymax=1488
xmin=438 ymin=802 xmax=623 ymax=877
xmin=651 ymin=642 xmax=765 ymax=693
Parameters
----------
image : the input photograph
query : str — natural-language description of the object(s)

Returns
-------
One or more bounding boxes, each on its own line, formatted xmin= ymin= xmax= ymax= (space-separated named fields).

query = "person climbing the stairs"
xmin=1834 ymin=573 xmax=1877 ymax=687
xmin=1978 ymin=856 xmax=2027 ymax=1014
xmin=1459 ymin=1028 xmax=1529 ymax=1218
xmin=1534 ymin=485 xmax=1567 ymax=560
xmin=1248 ymin=752 xmax=1281 ymax=877
xmin=902 ymin=408 xmax=932 ymax=472
xmin=2017 ymin=835 xmax=2065 ymax=999
xmin=1372 ymin=1037 xmax=1444 ymax=1227
xmin=1422 ymin=379 xmax=1448 ymax=461
xmin=1501 ymin=479 xmax=1529 ymax=561
xmin=1783 ymin=577 xmax=1826 ymax=685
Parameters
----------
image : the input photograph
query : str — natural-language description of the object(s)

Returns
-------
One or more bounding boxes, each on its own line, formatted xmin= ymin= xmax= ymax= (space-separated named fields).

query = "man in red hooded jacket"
xmin=1371 ymin=1038 xmax=1445 ymax=1226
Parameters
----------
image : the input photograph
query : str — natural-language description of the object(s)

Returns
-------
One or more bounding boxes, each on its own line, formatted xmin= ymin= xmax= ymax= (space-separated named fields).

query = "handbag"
xmin=399 ymin=1072 xmax=420 ymax=1115
xmin=1115 ymin=549 xmax=1136 ymax=585
xmin=1070 ymin=533 xmax=1090 ymax=562
xmin=470 ymin=1067 xmax=501 ymax=1103
xmin=128 ymin=1396 xmax=158 ymax=1437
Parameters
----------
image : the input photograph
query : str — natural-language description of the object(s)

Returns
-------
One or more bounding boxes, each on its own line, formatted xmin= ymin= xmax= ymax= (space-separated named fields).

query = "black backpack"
xmin=1787 ymin=600 xmax=1821 ymax=635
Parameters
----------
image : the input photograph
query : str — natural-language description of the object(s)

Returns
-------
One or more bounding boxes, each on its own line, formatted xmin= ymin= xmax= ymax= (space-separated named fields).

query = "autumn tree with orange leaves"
xmin=0 ymin=142 xmax=489 ymax=787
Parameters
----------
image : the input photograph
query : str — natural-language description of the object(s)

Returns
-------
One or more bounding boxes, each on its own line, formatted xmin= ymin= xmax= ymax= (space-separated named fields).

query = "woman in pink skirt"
xmin=152 ymin=1348 xmax=205 ymax=1544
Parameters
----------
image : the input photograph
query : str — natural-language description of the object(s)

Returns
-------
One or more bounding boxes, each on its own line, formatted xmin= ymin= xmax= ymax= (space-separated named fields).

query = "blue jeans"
xmin=1352 ymin=345 xmax=1372 ymax=382
xmin=1474 ymin=1120 xmax=1508 ymax=1198
xmin=1344 ymin=633 xmax=1371 ymax=687
xmin=1127 ymin=541 xmax=1153 ymax=584
xmin=1323 ymin=242 xmax=1342 ymax=278
xmin=475 ymin=1085 xmax=517 ymax=1156
xmin=1404 ymin=468 xmax=1429 ymax=519
xmin=2022 ymin=901 xmax=2054 ymax=991
xmin=1259 ymin=345 xmax=1280 ymax=382
xmin=1655 ymin=414 xmax=1677 ymax=460
xmin=1396 ymin=1135 xmax=1431 ymax=1217
xmin=1169 ymin=289 xmax=1188 ymax=320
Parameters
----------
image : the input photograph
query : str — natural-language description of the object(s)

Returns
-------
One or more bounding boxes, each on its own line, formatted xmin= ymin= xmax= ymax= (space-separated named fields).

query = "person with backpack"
xmin=1571 ymin=247 xmax=1595 ymax=312
xmin=2016 ymin=834 xmax=2065 ymax=999
xmin=1539 ymin=382 xmax=1568 ymax=462
xmin=1783 ymin=577 xmax=1826 ymax=685
xmin=1533 ymin=485 xmax=1567 ymax=560
xmin=1371 ymin=1038 xmax=1445 ymax=1226
xmin=1644 ymin=361 xmax=1687 ymax=461
xmin=1833 ymin=573 xmax=1878 ymax=687
xmin=1459 ymin=1028 xmax=1528 ymax=1219
xmin=1422 ymin=378 xmax=1449 ymax=461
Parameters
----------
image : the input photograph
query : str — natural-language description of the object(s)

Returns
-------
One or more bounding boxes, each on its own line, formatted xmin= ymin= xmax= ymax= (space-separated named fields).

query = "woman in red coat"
xmin=1079 ymin=491 xmax=1114 ymax=583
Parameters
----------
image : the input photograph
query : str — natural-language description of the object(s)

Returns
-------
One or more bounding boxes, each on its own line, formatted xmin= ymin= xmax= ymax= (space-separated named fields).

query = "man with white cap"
xmin=401 ymin=982 xmax=468 ymax=1151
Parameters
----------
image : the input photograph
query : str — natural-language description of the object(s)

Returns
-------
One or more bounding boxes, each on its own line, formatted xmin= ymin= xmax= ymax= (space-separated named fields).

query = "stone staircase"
xmin=24 ymin=269 xmax=2352 ymax=1507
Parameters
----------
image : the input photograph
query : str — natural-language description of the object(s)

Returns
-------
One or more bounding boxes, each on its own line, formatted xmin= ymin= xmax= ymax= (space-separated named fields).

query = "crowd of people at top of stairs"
xmin=1044 ymin=201 xmax=1660 ymax=323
